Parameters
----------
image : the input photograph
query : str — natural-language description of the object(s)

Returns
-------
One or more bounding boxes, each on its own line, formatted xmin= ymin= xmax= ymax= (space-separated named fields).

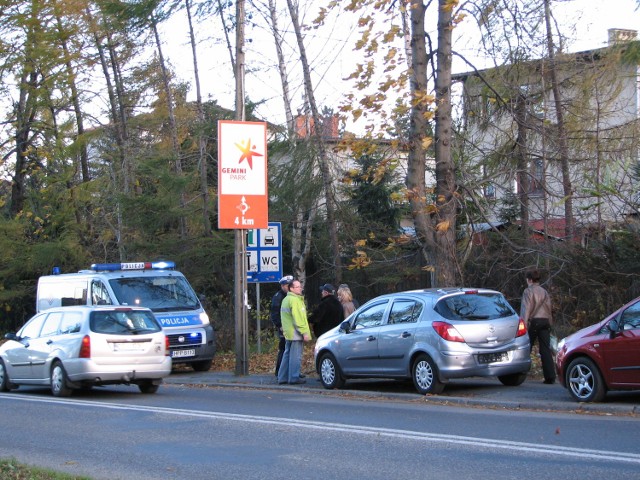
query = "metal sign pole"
xmin=234 ymin=0 xmax=248 ymax=376
xmin=256 ymin=283 xmax=261 ymax=354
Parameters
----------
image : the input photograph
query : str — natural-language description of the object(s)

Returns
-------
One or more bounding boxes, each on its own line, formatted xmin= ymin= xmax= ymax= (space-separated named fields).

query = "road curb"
xmin=163 ymin=372 xmax=640 ymax=416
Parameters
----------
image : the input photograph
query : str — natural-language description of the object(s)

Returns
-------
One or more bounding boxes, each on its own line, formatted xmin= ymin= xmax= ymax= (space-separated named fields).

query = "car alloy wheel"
xmin=566 ymin=357 xmax=606 ymax=403
xmin=50 ymin=361 xmax=73 ymax=397
xmin=412 ymin=354 xmax=444 ymax=395
xmin=319 ymin=353 xmax=345 ymax=389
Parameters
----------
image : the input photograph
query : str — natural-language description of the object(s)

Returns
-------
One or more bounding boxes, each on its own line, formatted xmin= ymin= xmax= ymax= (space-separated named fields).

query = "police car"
xmin=36 ymin=261 xmax=215 ymax=371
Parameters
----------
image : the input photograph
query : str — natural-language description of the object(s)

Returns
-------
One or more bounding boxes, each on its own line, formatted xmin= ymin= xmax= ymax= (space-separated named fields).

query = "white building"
xmin=453 ymin=29 xmax=640 ymax=240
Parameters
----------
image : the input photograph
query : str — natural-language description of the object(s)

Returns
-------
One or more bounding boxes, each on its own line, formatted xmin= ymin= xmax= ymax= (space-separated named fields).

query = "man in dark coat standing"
xmin=309 ymin=284 xmax=344 ymax=338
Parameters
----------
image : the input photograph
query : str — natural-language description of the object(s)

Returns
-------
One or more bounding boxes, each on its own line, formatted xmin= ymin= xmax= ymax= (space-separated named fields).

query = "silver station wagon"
xmin=314 ymin=288 xmax=531 ymax=394
xmin=0 ymin=306 xmax=172 ymax=396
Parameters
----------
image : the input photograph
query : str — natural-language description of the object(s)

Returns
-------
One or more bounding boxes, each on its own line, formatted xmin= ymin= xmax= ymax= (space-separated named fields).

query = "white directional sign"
xmin=217 ymin=120 xmax=268 ymax=229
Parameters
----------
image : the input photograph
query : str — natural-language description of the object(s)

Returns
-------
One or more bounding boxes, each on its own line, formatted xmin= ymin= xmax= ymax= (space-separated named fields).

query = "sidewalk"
xmin=163 ymin=370 xmax=640 ymax=416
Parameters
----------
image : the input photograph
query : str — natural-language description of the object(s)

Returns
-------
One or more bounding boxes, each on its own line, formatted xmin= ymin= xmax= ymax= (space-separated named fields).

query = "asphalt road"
xmin=0 ymin=372 xmax=640 ymax=480
xmin=1 ymin=377 xmax=639 ymax=480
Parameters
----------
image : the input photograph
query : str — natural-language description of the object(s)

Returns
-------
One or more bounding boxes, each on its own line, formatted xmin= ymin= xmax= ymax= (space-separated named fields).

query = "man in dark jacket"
xmin=309 ymin=283 xmax=344 ymax=338
xmin=271 ymin=275 xmax=293 ymax=376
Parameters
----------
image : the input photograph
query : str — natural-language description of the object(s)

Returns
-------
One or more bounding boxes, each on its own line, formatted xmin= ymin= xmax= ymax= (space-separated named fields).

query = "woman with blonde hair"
xmin=337 ymin=284 xmax=356 ymax=318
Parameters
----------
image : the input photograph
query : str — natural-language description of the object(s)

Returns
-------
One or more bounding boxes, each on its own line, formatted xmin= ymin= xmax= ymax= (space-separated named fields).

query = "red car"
xmin=555 ymin=296 xmax=640 ymax=402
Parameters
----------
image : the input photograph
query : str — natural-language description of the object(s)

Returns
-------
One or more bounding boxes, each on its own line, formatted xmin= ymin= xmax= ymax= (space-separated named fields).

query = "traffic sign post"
xmin=217 ymin=119 xmax=269 ymax=374
xmin=246 ymin=222 xmax=282 ymax=283
xmin=246 ymin=222 xmax=282 ymax=353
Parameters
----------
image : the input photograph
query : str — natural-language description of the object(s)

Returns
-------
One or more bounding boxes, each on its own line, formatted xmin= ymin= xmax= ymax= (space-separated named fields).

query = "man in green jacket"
xmin=277 ymin=279 xmax=311 ymax=385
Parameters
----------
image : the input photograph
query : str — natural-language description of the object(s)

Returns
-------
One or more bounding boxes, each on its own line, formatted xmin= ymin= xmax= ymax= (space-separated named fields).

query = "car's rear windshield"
xmin=90 ymin=310 xmax=162 ymax=334
xmin=434 ymin=293 xmax=516 ymax=321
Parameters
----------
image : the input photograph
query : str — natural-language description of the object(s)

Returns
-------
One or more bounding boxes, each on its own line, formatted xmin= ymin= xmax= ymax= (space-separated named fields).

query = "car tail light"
xmin=516 ymin=318 xmax=527 ymax=337
xmin=433 ymin=321 xmax=465 ymax=342
xmin=165 ymin=335 xmax=170 ymax=356
xmin=79 ymin=335 xmax=91 ymax=358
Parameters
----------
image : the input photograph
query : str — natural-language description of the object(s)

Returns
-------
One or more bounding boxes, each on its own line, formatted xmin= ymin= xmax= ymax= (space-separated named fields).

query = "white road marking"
xmin=2 ymin=393 xmax=639 ymax=464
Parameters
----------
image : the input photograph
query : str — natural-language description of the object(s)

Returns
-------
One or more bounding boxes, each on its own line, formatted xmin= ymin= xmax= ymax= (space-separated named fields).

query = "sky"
xmin=159 ymin=0 xmax=638 ymax=133
xmin=155 ymin=0 xmax=639 ymax=135
xmin=554 ymin=0 xmax=639 ymax=51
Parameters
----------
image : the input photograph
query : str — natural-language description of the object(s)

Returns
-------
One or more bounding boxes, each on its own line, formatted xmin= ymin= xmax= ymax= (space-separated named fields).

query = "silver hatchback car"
xmin=0 ymin=306 xmax=172 ymax=396
xmin=314 ymin=288 xmax=531 ymax=394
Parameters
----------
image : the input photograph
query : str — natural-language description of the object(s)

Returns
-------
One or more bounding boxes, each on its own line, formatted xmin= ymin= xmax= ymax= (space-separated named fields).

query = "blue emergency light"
xmin=90 ymin=261 xmax=176 ymax=272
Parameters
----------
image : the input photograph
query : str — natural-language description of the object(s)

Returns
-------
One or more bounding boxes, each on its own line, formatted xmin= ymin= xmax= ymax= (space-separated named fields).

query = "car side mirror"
xmin=339 ymin=320 xmax=351 ymax=334
xmin=4 ymin=332 xmax=17 ymax=341
xmin=607 ymin=319 xmax=619 ymax=338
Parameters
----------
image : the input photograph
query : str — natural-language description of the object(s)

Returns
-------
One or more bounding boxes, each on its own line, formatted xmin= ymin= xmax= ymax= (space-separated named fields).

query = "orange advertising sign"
xmin=217 ymin=121 xmax=268 ymax=229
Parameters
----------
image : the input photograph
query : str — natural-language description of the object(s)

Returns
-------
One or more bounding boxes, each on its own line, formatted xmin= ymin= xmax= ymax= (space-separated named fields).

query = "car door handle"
xmin=401 ymin=332 xmax=411 ymax=338
xmin=47 ymin=340 xmax=54 ymax=345
xmin=366 ymin=336 xmax=376 ymax=342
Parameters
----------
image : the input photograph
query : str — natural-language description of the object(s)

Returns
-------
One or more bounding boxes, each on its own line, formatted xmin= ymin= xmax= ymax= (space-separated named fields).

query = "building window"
xmin=484 ymin=184 xmax=496 ymax=199
xmin=531 ymin=159 xmax=544 ymax=195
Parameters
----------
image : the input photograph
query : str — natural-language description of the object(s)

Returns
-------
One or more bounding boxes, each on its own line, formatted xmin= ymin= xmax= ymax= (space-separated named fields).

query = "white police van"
xmin=36 ymin=261 xmax=215 ymax=371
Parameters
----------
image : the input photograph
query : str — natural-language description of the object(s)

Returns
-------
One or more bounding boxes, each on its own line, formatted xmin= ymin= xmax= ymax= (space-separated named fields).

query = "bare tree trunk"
xmin=10 ymin=67 xmax=38 ymax=216
xmin=543 ymin=0 xmax=574 ymax=239
xmin=53 ymin=13 xmax=89 ymax=231
xmin=514 ymin=94 xmax=530 ymax=239
xmin=286 ymin=0 xmax=343 ymax=283
xmin=186 ymin=0 xmax=211 ymax=236
xmin=432 ymin=0 xmax=458 ymax=286
xmin=150 ymin=19 xmax=187 ymax=238
xmin=55 ymin=15 xmax=89 ymax=184
xmin=406 ymin=0 xmax=434 ymax=285
xmin=217 ymin=0 xmax=236 ymax=73
xmin=86 ymin=6 xmax=128 ymax=260
xmin=10 ymin=4 xmax=41 ymax=217
xmin=263 ymin=0 xmax=313 ymax=283
xmin=266 ymin=0 xmax=295 ymax=135
xmin=406 ymin=0 xmax=458 ymax=287
xmin=291 ymin=206 xmax=317 ymax=286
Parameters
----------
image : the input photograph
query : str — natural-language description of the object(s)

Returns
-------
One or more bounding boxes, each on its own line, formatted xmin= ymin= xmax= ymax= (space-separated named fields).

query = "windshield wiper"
xmin=152 ymin=305 xmax=197 ymax=312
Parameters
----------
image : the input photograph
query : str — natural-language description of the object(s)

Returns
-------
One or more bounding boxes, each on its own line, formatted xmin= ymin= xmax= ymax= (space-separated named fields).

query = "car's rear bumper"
xmin=65 ymin=357 xmax=172 ymax=383
xmin=437 ymin=344 xmax=531 ymax=380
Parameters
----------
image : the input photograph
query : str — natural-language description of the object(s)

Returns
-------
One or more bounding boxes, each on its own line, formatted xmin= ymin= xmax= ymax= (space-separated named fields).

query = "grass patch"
xmin=0 ymin=458 xmax=91 ymax=480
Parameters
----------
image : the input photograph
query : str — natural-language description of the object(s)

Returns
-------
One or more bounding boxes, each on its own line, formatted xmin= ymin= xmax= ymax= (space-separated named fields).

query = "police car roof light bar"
xmin=90 ymin=261 xmax=176 ymax=272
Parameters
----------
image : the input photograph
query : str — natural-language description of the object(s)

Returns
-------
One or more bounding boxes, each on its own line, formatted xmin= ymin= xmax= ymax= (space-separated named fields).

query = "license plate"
xmin=478 ymin=352 xmax=509 ymax=364
xmin=114 ymin=342 xmax=145 ymax=352
xmin=172 ymin=349 xmax=196 ymax=358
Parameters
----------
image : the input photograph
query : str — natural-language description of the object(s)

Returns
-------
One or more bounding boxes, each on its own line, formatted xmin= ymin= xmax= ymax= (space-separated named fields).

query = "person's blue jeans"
xmin=274 ymin=330 xmax=286 ymax=376
xmin=277 ymin=340 xmax=303 ymax=384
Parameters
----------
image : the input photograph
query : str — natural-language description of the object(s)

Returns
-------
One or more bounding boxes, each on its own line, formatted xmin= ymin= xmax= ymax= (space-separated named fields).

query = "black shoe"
xmin=278 ymin=381 xmax=287 ymax=385
xmin=289 ymin=379 xmax=306 ymax=385
xmin=543 ymin=379 xmax=555 ymax=384
xmin=299 ymin=373 xmax=306 ymax=378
